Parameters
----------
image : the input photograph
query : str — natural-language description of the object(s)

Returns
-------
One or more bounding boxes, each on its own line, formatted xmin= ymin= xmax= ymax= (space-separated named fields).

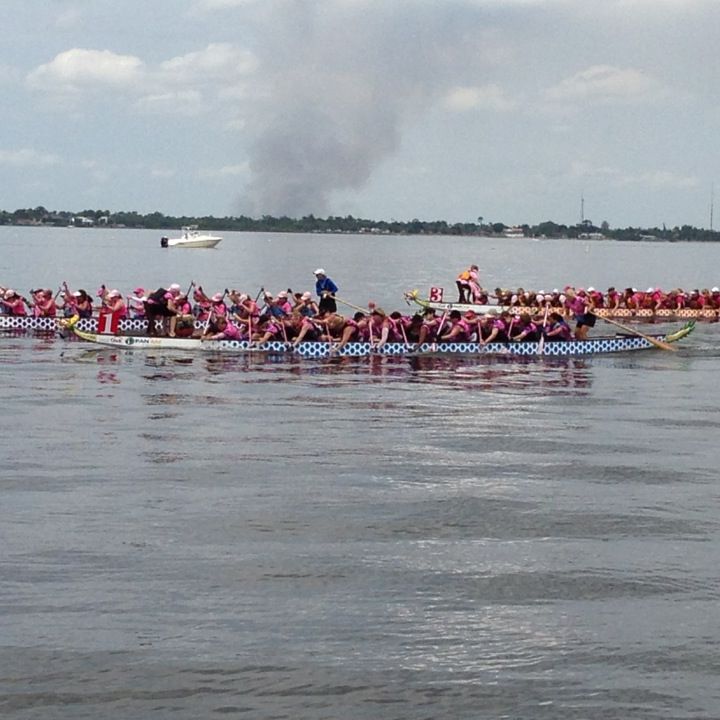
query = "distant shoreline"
xmin=2 ymin=209 xmax=718 ymax=242
xmin=2 ymin=224 xmax=717 ymax=243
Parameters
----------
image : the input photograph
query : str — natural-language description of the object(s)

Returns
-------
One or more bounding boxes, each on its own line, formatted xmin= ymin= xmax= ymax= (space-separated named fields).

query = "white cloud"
xmin=26 ymin=44 xmax=258 ymax=117
xmin=443 ymin=84 xmax=516 ymax=112
xmin=158 ymin=43 xmax=257 ymax=86
xmin=0 ymin=148 xmax=60 ymax=167
xmin=27 ymin=48 xmax=144 ymax=93
xmin=546 ymin=65 xmax=663 ymax=104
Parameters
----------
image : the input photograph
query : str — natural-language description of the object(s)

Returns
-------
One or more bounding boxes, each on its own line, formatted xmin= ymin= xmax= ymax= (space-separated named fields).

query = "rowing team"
xmin=0 ymin=283 xmax=331 ymax=322
xmin=131 ymin=283 xmax=576 ymax=346
xmin=457 ymin=284 xmax=720 ymax=311
xmin=178 ymin=305 xmax=574 ymax=347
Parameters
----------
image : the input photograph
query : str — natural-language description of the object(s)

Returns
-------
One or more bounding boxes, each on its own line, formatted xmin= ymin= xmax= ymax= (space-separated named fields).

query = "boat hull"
xmin=405 ymin=292 xmax=718 ymax=322
xmin=166 ymin=237 xmax=222 ymax=248
xmin=68 ymin=323 xmax=694 ymax=358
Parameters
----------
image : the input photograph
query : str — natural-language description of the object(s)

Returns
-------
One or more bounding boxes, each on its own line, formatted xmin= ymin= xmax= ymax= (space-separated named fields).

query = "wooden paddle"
xmin=335 ymin=296 xmax=368 ymax=314
xmin=591 ymin=311 xmax=677 ymax=351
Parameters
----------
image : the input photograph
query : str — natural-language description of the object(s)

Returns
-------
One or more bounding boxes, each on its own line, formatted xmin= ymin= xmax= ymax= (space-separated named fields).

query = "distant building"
xmin=503 ymin=226 xmax=525 ymax=238
xmin=71 ymin=215 xmax=94 ymax=227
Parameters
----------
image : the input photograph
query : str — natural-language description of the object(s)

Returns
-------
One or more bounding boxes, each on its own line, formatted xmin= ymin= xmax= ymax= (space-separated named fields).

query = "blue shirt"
xmin=315 ymin=276 xmax=338 ymax=297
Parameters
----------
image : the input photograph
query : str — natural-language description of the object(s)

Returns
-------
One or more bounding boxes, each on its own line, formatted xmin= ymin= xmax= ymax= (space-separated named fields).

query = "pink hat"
xmin=301 ymin=291 xmax=312 ymax=300
xmin=133 ymin=287 xmax=144 ymax=295
xmin=212 ymin=292 xmax=223 ymax=302
xmin=239 ymin=293 xmax=249 ymax=301
xmin=277 ymin=291 xmax=288 ymax=299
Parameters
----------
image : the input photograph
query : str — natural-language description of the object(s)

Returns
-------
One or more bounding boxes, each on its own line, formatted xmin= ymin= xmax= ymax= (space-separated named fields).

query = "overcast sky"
xmin=1 ymin=0 xmax=718 ymax=226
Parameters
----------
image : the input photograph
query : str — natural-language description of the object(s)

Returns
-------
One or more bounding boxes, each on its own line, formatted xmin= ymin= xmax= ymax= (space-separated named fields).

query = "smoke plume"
xmin=238 ymin=0 xmax=492 ymax=217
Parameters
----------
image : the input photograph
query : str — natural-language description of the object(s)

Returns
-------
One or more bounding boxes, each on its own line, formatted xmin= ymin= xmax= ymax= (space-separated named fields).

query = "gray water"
xmin=1 ymin=228 xmax=719 ymax=719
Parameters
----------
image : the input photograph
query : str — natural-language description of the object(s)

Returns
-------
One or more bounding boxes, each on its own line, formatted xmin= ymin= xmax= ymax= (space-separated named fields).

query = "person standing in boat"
xmin=314 ymin=269 xmax=338 ymax=313
xmin=564 ymin=287 xmax=595 ymax=340
xmin=456 ymin=264 xmax=481 ymax=304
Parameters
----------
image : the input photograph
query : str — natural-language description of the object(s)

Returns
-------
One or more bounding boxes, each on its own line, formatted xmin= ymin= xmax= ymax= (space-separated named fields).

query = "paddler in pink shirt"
xmin=201 ymin=314 xmax=241 ymax=341
xmin=481 ymin=310 xmax=512 ymax=344
xmin=31 ymin=289 xmax=57 ymax=317
xmin=439 ymin=310 xmax=471 ymax=342
xmin=1 ymin=289 xmax=28 ymax=316
xmin=100 ymin=289 xmax=127 ymax=318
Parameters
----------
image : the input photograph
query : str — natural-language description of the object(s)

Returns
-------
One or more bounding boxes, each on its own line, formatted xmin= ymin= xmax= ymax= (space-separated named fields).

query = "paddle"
xmin=335 ymin=296 xmax=368 ymax=314
xmin=435 ymin=305 xmax=451 ymax=339
xmin=591 ymin=311 xmax=677 ymax=351
xmin=399 ymin=318 xmax=411 ymax=349
xmin=537 ymin=305 xmax=550 ymax=355
xmin=201 ymin=289 xmax=227 ymax=336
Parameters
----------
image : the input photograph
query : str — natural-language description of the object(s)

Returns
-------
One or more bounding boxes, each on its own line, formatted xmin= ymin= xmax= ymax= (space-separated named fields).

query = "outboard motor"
xmin=160 ymin=236 xmax=169 ymax=248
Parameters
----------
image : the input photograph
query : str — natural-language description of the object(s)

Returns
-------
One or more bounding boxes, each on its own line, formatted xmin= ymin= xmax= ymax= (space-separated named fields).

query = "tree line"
xmin=2 ymin=206 xmax=719 ymax=241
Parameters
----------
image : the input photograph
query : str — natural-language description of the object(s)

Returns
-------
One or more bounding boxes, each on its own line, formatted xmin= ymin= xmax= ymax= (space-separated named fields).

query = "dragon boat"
xmin=404 ymin=289 xmax=719 ymax=322
xmin=65 ymin=317 xmax=695 ymax=358
xmin=0 ymin=316 xmax=198 ymax=333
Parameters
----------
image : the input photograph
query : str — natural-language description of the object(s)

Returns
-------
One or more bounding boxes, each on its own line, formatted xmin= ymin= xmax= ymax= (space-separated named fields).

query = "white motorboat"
xmin=160 ymin=226 xmax=222 ymax=248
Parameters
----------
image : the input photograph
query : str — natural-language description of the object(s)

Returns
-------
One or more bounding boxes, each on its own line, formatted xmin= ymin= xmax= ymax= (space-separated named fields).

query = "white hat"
xmin=108 ymin=289 xmax=120 ymax=297
xmin=536 ymin=294 xmax=545 ymax=304
xmin=239 ymin=293 xmax=249 ymax=301
xmin=712 ymin=287 xmax=719 ymax=293
xmin=587 ymin=286 xmax=595 ymax=292
xmin=314 ymin=268 xmax=325 ymax=275
xmin=646 ymin=287 xmax=654 ymax=293
xmin=169 ymin=283 xmax=181 ymax=292
xmin=277 ymin=291 xmax=288 ymax=298
xmin=301 ymin=291 xmax=312 ymax=300
xmin=4 ymin=289 xmax=15 ymax=298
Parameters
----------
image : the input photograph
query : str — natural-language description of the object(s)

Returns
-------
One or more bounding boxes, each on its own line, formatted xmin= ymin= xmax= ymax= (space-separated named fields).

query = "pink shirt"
xmin=219 ymin=322 xmax=241 ymax=340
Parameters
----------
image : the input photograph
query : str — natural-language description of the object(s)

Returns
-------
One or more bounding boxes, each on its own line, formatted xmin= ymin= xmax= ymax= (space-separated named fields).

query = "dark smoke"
xmin=238 ymin=0 xmax=493 ymax=217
